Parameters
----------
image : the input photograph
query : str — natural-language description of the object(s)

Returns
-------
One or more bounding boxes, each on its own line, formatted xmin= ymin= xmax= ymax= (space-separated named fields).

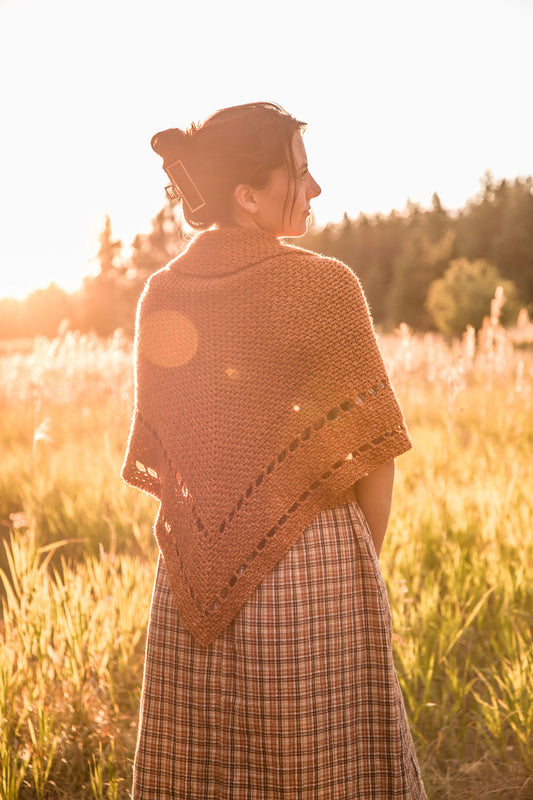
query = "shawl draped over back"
xmin=122 ymin=227 xmax=411 ymax=645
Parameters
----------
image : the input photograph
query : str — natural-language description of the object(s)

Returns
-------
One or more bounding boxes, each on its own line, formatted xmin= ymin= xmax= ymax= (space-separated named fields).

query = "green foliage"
xmin=386 ymin=229 xmax=456 ymax=329
xmin=457 ymin=173 xmax=533 ymax=303
xmin=427 ymin=258 xmax=519 ymax=334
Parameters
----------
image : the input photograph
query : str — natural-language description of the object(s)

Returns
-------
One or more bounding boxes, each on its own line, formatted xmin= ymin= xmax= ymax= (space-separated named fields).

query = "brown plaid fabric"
xmin=133 ymin=501 xmax=426 ymax=799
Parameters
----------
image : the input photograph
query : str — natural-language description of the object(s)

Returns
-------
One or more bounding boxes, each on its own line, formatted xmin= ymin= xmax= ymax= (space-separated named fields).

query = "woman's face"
xmin=243 ymin=132 xmax=321 ymax=238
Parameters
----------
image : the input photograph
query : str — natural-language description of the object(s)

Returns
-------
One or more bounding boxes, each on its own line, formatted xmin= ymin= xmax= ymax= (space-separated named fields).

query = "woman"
xmin=123 ymin=101 xmax=426 ymax=799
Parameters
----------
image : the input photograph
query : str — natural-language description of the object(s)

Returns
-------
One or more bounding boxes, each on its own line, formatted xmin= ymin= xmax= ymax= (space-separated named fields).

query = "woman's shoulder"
xmin=138 ymin=234 xmax=361 ymax=301
xmin=134 ymin=262 xmax=178 ymax=318
xmin=277 ymin=241 xmax=362 ymax=288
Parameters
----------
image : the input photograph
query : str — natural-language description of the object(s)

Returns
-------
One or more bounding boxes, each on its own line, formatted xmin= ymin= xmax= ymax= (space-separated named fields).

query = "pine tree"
xmin=79 ymin=216 xmax=128 ymax=335
xmin=97 ymin=214 xmax=123 ymax=275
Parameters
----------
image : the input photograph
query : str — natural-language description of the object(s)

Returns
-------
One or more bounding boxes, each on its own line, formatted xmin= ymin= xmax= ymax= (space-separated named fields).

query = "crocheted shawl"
xmin=122 ymin=227 xmax=411 ymax=645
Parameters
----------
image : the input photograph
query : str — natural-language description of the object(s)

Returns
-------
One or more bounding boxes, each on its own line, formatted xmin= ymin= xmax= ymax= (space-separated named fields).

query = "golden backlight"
xmin=0 ymin=0 xmax=531 ymax=299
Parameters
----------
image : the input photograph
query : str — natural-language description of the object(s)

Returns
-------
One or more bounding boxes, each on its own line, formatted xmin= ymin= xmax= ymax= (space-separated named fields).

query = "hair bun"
xmin=150 ymin=128 xmax=187 ymax=163
xmin=149 ymin=103 xmax=304 ymax=232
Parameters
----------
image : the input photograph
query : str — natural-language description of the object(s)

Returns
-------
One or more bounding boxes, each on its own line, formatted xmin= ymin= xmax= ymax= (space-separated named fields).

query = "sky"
xmin=0 ymin=0 xmax=532 ymax=299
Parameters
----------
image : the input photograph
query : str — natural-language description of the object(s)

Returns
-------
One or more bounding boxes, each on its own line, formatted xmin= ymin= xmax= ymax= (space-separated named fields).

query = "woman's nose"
xmin=309 ymin=174 xmax=321 ymax=198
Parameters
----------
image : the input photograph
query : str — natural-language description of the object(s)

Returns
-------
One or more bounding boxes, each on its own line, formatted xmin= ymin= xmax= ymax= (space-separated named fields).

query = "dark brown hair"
xmin=151 ymin=102 xmax=306 ymax=230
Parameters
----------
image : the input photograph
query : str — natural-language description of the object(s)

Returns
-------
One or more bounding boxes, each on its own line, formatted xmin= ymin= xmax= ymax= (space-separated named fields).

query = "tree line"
xmin=296 ymin=171 xmax=532 ymax=334
xmin=1 ymin=171 xmax=532 ymax=340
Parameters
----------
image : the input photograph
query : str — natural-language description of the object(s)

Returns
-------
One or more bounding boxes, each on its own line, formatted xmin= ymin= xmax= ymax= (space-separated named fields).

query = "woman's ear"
xmin=233 ymin=183 xmax=259 ymax=215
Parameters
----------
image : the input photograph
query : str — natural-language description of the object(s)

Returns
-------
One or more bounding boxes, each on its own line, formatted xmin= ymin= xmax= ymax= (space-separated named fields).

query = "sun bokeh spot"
xmin=141 ymin=310 xmax=199 ymax=367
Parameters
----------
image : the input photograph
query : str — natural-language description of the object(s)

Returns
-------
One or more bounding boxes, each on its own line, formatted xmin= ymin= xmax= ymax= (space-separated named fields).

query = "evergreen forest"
xmin=1 ymin=171 xmax=532 ymax=340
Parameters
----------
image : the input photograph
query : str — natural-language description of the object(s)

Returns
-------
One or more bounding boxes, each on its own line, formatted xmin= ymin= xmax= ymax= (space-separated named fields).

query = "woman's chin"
xmin=282 ymin=222 xmax=308 ymax=238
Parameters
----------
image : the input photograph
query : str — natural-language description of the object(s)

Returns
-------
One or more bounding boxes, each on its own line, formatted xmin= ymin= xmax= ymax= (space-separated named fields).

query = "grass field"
xmin=1 ymin=311 xmax=533 ymax=800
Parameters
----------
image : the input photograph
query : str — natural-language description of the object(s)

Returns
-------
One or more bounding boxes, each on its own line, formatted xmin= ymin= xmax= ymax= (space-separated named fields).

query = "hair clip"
xmin=163 ymin=159 xmax=206 ymax=213
xmin=164 ymin=183 xmax=182 ymax=201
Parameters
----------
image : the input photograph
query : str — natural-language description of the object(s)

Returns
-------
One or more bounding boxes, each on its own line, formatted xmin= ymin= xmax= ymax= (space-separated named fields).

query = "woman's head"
xmin=151 ymin=102 xmax=320 ymax=237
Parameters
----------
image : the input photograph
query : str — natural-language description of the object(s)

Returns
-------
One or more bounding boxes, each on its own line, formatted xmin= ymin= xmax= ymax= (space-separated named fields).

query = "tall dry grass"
xmin=1 ymin=298 xmax=532 ymax=799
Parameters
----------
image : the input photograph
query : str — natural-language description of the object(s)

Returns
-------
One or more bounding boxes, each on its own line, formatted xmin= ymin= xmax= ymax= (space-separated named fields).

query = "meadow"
xmin=1 ymin=305 xmax=532 ymax=800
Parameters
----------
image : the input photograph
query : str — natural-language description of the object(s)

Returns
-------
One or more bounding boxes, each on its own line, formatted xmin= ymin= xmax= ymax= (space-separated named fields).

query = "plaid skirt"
xmin=133 ymin=501 xmax=426 ymax=800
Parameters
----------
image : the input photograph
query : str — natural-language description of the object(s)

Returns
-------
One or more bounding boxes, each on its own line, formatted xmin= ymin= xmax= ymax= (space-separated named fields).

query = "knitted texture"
xmin=122 ymin=227 xmax=412 ymax=645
